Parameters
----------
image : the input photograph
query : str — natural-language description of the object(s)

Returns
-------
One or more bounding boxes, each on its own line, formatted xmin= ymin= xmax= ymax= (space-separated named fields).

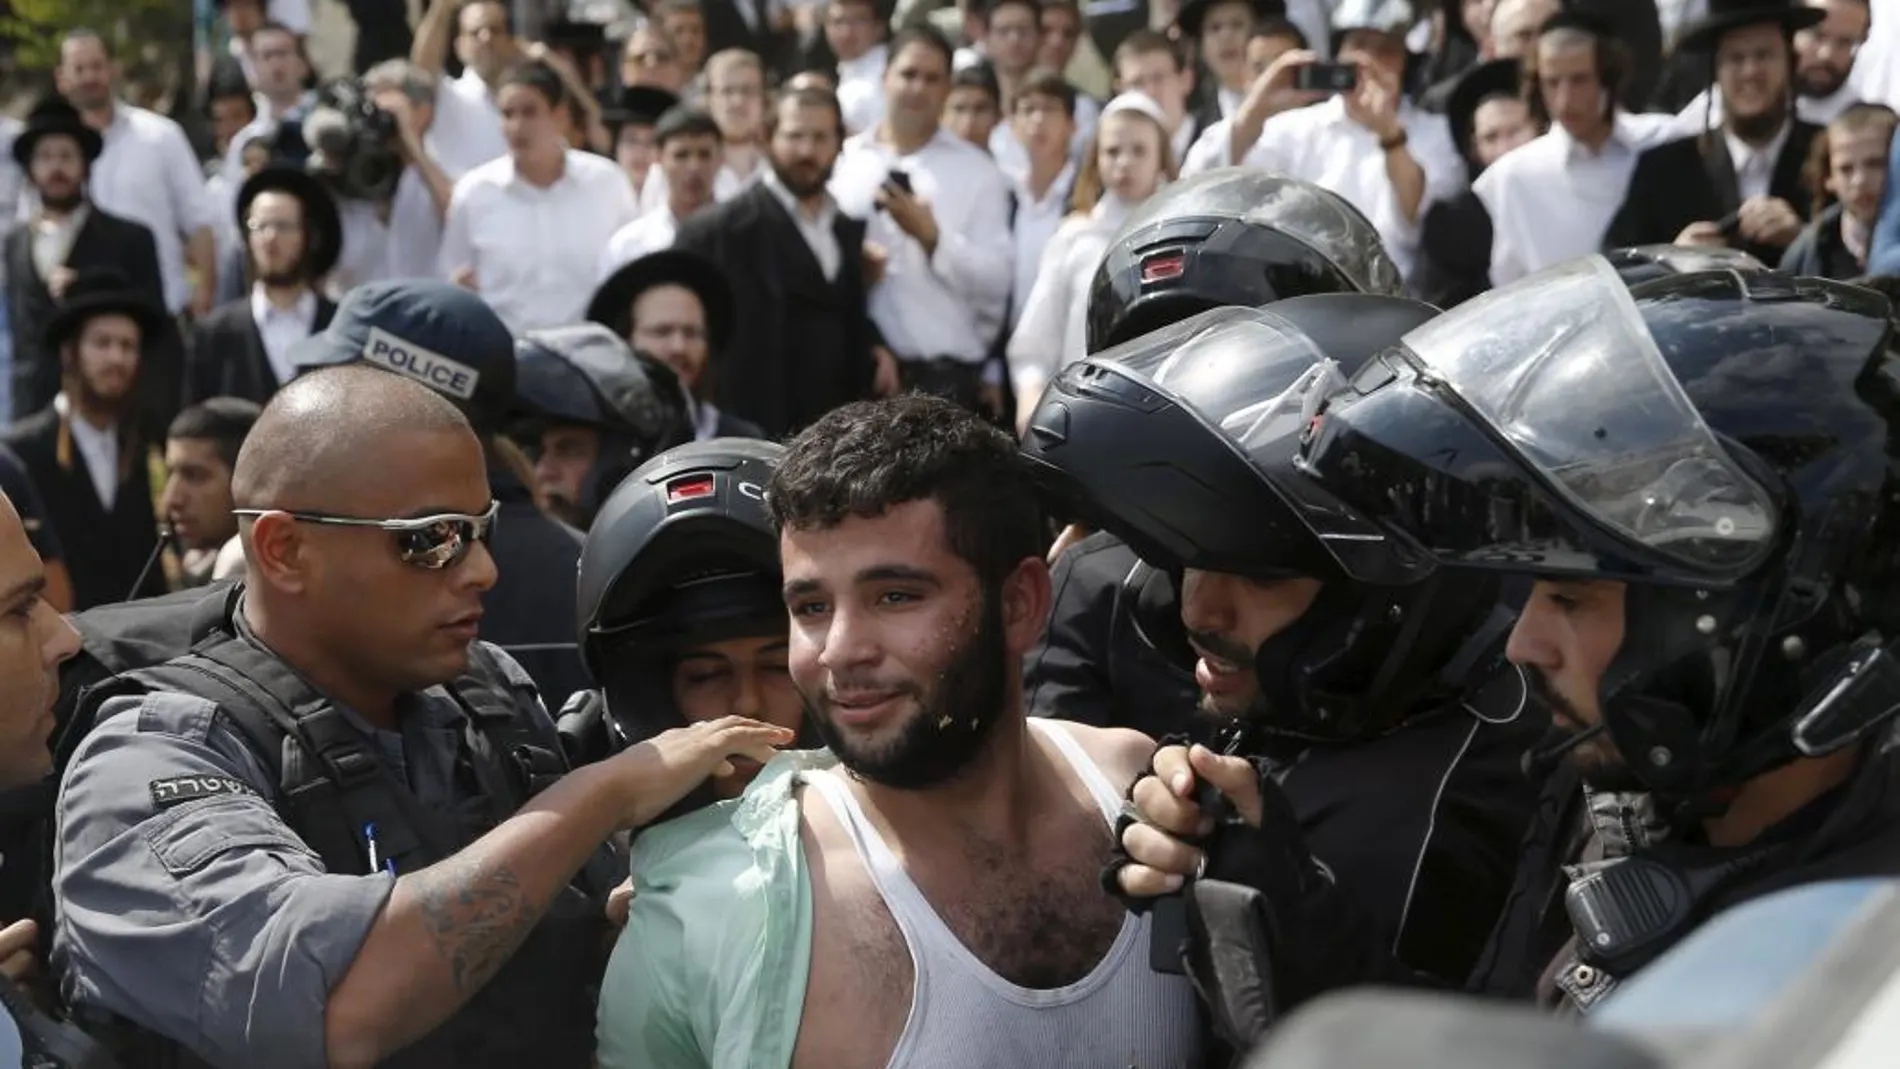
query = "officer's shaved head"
xmin=232 ymin=364 xmax=475 ymax=512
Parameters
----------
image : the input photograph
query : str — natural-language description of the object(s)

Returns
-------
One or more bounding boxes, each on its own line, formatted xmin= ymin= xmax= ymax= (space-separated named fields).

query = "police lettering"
xmin=149 ymin=775 xmax=261 ymax=810
xmin=361 ymin=327 xmax=481 ymax=400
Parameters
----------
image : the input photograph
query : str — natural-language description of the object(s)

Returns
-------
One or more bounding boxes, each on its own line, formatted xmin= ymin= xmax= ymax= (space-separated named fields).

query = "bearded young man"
xmin=595 ymin=394 xmax=1203 ymax=1069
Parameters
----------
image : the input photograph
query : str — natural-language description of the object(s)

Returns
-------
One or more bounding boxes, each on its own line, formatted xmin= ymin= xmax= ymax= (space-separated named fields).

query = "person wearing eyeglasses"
xmin=183 ymin=166 xmax=340 ymax=409
xmin=50 ymin=358 xmax=797 ymax=1069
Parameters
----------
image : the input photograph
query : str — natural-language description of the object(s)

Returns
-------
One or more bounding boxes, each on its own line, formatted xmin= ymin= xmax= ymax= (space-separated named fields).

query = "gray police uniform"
xmin=52 ymin=607 xmax=612 ymax=1069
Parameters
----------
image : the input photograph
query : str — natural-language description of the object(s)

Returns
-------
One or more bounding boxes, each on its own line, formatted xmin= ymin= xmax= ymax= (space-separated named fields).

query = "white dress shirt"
xmin=438 ymin=150 xmax=641 ymax=333
xmin=54 ymin=392 xmax=118 ymax=509
xmin=763 ymin=169 xmax=842 ymax=281
xmin=1181 ymin=97 xmax=1465 ymax=280
xmin=596 ymin=208 xmax=681 ymax=282
xmin=250 ymin=284 xmax=319 ymax=387
xmin=830 ymin=128 xmax=1014 ymax=368
xmin=28 ymin=206 xmax=87 ymax=284
xmin=1674 ymin=83 xmax=1860 ymax=133
xmin=428 ymin=71 xmax=510 ymax=178
xmin=1216 ymin=87 xmax=1244 ymax=119
xmin=84 ymin=102 xmax=217 ymax=312
xmin=331 ymin=167 xmax=450 ymax=293
xmin=0 ymin=116 xmax=22 ymax=281
xmin=1007 ymin=162 xmax=1077 ymax=328
xmin=837 ymin=45 xmax=890 ymax=137
xmin=1007 ymin=195 xmax=1135 ymax=402
xmin=1476 ymin=110 xmax=1684 ymax=286
xmin=1725 ymin=121 xmax=1794 ymax=203
xmin=1853 ymin=0 xmax=1900 ymax=109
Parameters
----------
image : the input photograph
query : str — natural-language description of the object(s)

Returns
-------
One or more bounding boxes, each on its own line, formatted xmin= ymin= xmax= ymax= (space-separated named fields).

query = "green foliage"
xmin=0 ymin=0 xmax=192 ymax=80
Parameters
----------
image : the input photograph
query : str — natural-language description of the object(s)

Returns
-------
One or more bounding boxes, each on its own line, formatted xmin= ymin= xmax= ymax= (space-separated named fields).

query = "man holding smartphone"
xmin=829 ymin=26 xmax=1015 ymax=421
xmin=1179 ymin=2 xmax=1464 ymax=283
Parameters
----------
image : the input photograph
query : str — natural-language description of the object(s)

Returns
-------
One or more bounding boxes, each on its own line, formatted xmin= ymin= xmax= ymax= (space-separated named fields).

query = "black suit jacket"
xmin=673 ymin=184 xmax=878 ymax=439
xmin=184 ymin=292 xmax=339 ymax=407
xmin=5 ymin=206 xmax=166 ymax=422
xmin=1603 ymin=123 xmax=1823 ymax=266
xmin=3 ymin=406 xmax=163 ymax=609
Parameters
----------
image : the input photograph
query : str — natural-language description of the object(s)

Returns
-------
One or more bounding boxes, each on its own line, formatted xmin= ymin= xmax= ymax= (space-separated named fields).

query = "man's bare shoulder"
xmin=1042 ymin=720 xmax=1157 ymax=793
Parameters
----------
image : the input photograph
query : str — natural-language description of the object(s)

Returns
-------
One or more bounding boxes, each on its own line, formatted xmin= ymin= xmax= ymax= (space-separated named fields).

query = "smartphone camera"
xmin=1294 ymin=62 xmax=1359 ymax=93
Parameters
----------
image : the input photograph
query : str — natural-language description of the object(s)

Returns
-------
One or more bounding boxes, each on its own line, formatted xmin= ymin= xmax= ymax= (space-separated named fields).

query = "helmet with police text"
xmin=1086 ymin=170 xmax=1403 ymax=353
xmin=513 ymin=323 xmax=695 ymax=526
xmin=1605 ymin=244 xmax=1767 ymax=288
xmin=576 ymin=438 xmax=790 ymax=746
xmin=1022 ymin=293 xmax=1502 ymax=742
xmin=286 ymin=278 xmax=517 ymax=435
xmin=1288 ymin=256 xmax=1900 ymax=809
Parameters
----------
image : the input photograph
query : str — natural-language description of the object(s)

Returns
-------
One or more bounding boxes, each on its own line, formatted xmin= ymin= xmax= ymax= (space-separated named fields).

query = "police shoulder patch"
xmin=149 ymin=775 xmax=261 ymax=809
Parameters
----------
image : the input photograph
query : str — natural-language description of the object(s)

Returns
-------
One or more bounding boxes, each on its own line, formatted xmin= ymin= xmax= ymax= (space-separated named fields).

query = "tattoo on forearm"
xmin=413 ymin=855 xmax=538 ymax=994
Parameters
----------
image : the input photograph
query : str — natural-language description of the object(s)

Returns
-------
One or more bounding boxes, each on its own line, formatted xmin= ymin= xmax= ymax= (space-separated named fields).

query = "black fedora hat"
xmin=1538 ymin=1 xmax=1622 ymax=39
xmin=602 ymin=85 xmax=682 ymax=135
xmin=12 ymin=96 xmax=103 ymax=171
xmin=1177 ymin=0 xmax=1287 ymax=37
xmin=1446 ymin=58 xmax=1521 ymax=165
xmin=586 ymin=249 xmax=735 ymax=352
xmin=44 ymin=269 xmax=166 ymax=352
xmin=1676 ymin=0 xmax=1823 ymax=53
xmin=236 ymin=165 xmax=344 ymax=280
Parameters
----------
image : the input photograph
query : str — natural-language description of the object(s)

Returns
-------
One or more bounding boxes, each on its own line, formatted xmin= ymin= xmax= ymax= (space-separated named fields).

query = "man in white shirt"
xmin=1676 ymin=0 xmax=1869 ymax=129
xmin=328 ymin=59 xmax=464 ymax=292
xmin=829 ymin=0 xmax=891 ymax=135
xmin=1182 ymin=8 xmax=1465 ymax=280
xmin=1006 ymin=71 xmax=1079 ymax=331
xmin=439 ymin=60 xmax=640 ymax=333
xmin=220 ymin=21 xmax=315 ymax=186
xmin=639 ymin=49 xmax=770 ymax=214
xmin=53 ymin=31 xmax=218 ymax=319
xmin=831 ymin=27 xmax=1014 ymax=418
xmin=185 ymin=167 xmax=340 ymax=407
xmin=599 ymin=107 xmax=726 ymax=278
xmin=1477 ymin=11 xmax=1682 ymax=284
xmin=409 ymin=0 xmax=519 ymax=176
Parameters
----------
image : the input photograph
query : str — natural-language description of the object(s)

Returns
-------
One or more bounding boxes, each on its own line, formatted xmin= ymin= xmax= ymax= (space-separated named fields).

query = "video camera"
xmin=302 ymin=77 xmax=404 ymax=202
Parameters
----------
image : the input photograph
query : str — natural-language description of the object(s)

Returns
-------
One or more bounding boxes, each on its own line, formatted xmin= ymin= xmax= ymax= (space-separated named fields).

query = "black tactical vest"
xmin=60 ymin=584 xmax=618 ymax=1069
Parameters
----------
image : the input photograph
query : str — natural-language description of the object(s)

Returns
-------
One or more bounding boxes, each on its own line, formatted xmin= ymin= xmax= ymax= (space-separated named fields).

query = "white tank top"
xmin=806 ymin=719 xmax=1205 ymax=1069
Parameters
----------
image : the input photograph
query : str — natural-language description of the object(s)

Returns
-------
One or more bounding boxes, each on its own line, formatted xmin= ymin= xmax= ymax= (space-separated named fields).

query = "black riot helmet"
xmin=1605 ymin=244 xmax=1767 ymax=288
xmin=1022 ymin=293 xmax=1502 ymax=743
xmin=512 ymin=323 xmax=694 ymax=527
xmin=1085 ymin=170 xmax=1404 ymax=354
xmin=576 ymin=438 xmax=796 ymax=748
xmin=1290 ymin=255 xmax=1900 ymax=811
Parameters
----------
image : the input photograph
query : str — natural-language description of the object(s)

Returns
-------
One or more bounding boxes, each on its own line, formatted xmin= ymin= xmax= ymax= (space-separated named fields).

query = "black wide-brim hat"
xmin=1676 ymin=0 xmax=1824 ymax=53
xmin=1446 ymin=58 xmax=1521 ymax=164
xmin=236 ymin=165 xmax=344 ymax=280
xmin=602 ymin=85 xmax=682 ymax=134
xmin=1176 ymin=0 xmax=1287 ymax=38
xmin=12 ymin=97 xmax=103 ymax=171
xmin=586 ymin=249 xmax=735 ymax=353
xmin=44 ymin=269 xmax=166 ymax=352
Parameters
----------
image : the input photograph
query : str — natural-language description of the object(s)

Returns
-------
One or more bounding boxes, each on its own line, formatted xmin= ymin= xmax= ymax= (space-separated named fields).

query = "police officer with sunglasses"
xmin=49 ymin=305 xmax=795 ymax=1067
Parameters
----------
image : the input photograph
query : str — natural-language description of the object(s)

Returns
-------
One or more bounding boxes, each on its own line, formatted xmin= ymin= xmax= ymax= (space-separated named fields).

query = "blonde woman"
xmin=1007 ymin=92 xmax=1176 ymax=428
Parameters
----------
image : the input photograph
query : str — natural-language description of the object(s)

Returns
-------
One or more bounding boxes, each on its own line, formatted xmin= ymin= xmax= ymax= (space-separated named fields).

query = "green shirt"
xmin=596 ymin=750 xmax=833 ymax=1069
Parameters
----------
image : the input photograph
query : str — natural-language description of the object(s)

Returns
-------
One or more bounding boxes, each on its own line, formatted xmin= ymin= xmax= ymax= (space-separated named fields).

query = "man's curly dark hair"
xmin=768 ymin=394 xmax=1046 ymax=589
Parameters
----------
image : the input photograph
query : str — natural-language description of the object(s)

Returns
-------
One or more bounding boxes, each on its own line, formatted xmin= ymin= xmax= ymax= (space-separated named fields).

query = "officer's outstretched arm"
xmin=323 ymin=716 xmax=793 ymax=1069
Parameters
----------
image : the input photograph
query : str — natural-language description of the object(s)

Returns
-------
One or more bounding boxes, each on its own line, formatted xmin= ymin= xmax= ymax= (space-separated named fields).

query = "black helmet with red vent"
xmin=1085 ymin=170 xmax=1403 ymax=353
xmin=576 ymin=438 xmax=787 ymax=743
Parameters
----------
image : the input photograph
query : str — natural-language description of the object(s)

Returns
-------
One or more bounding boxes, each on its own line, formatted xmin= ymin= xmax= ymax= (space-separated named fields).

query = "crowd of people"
xmin=0 ymin=0 xmax=1890 ymax=1065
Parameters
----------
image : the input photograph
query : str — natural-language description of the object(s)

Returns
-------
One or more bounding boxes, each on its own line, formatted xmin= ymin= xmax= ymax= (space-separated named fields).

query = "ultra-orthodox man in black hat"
xmin=1603 ymin=0 xmax=1826 ymax=264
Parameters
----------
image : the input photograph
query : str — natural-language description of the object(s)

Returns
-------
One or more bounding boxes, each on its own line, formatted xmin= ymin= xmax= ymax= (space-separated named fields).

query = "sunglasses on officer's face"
xmin=231 ymin=501 xmax=501 ymax=570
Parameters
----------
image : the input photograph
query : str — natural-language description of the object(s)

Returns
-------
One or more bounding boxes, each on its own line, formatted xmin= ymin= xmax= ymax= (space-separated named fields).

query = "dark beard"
xmin=770 ymin=158 xmax=833 ymax=200
xmin=802 ymin=593 xmax=1010 ymax=790
xmin=1798 ymin=67 xmax=1848 ymax=100
xmin=256 ymin=266 xmax=307 ymax=288
xmin=1727 ymin=95 xmax=1790 ymax=144
xmin=1525 ymin=667 xmax=1643 ymax=790
xmin=40 ymin=189 xmax=83 ymax=213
